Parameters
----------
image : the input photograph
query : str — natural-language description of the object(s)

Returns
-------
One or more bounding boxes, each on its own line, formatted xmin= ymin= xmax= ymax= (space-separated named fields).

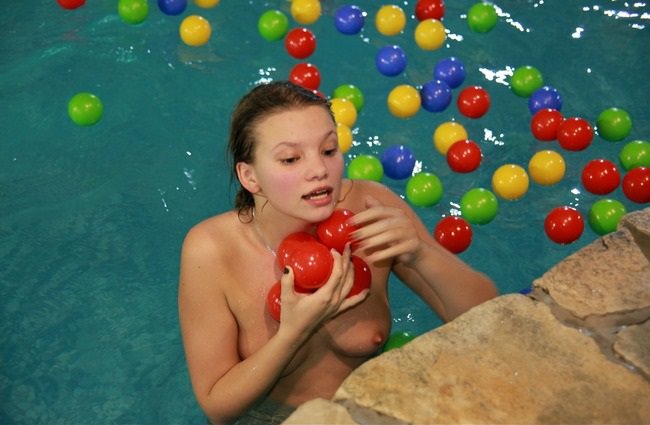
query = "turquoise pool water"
xmin=1 ymin=0 xmax=648 ymax=423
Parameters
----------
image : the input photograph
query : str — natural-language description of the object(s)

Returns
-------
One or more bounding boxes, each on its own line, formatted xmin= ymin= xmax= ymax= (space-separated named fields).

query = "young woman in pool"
xmin=178 ymin=81 xmax=497 ymax=424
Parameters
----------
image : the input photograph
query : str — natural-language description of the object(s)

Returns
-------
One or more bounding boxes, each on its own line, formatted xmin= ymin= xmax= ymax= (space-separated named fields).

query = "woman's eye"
xmin=280 ymin=156 xmax=298 ymax=164
xmin=323 ymin=147 xmax=338 ymax=156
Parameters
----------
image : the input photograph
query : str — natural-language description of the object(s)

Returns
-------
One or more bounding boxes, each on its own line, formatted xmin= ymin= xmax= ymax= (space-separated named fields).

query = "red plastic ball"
xmin=277 ymin=231 xmax=317 ymax=269
xmin=531 ymin=108 xmax=564 ymax=141
xmin=544 ymin=206 xmax=584 ymax=244
xmin=266 ymin=281 xmax=282 ymax=322
xmin=557 ymin=117 xmax=593 ymax=151
xmin=433 ymin=216 xmax=473 ymax=254
xmin=349 ymin=255 xmax=372 ymax=297
xmin=581 ymin=159 xmax=621 ymax=195
xmin=415 ymin=0 xmax=445 ymax=21
xmin=286 ymin=240 xmax=333 ymax=289
xmin=316 ymin=208 xmax=358 ymax=253
xmin=622 ymin=166 xmax=650 ymax=203
xmin=289 ymin=62 xmax=321 ymax=91
xmin=57 ymin=0 xmax=85 ymax=9
xmin=446 ymin=139 xmax=482 ymax=173
xmin=284 ymin=27 xmax=316 ymax=59
xmin=457 ymin=85 xmax=490 ymax=119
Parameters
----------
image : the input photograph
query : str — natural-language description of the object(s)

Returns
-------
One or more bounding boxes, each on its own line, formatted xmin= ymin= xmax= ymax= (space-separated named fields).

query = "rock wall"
xmin=284 ymin=208 xmax=650 ymax=424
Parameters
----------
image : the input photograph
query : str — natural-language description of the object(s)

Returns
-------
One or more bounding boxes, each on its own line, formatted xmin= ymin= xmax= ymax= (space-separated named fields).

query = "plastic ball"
xmin=457 ymin=85 xmax=490 ymax=119
xmin=528 ymin=86 xmax=563 ymax=115
xmin=258 ymin=9 xmax=289 ymax=41
xmin=528 ymin=150 xmax=566 ymax=186
xmin=619 ymin=140 xmax=650 ymax=170
xmin=509 ymin=66 xmax=543 ymax=98
xmin=180 ymin=15 xmax=212 ymax=46
xmin=333 ymin=84 xmax=364 ymax=112
xmin=194 ymin=0 xmax=219 ymax=7
xmin=467 ymin=2 xmax=497 ymax=33
xmin=420 ymin=79 xmax=452 ymax=113
xmin=460 ymin=188 xmax=499 ymax=225
xmin=330 ymin=98 xmax=357 ymax=127
xmin=446 ymin=139 xmax=482 ymax=173
xmin=406 ymin=173 xmax=443 ymax=207
xmin=375 ymin=45 xmax=407 ymax=77
xmin=68 ymin=92 xmax=103 ymax=126
xmin=415 ymin=0 xmax=445 ymax=21
xmin=433 ymin=121 xmax=468 ymax=155
xmin=588 ymin=199 xmax=627 ymax=235
xmin=434 ymin=216 xmax=473 ymax=254
xmin=433 ymin=56 xmax=466 ymax=89
xmin=336 ymin=123 xmax=353 ymax=154
xmin=581 ymin=159 xmax=620 ymax=195
xmin=57 ymin=0 xmax=85 ymax=9
xmin=286 ymin=240 xmax=334 ymax=289
xmin=289 ymin=62 xmax=321 ymax=91
xmin=316 ymin=209 xmax=358 ymax=254
xmin=118 ymin=0 xmax=149 ymax=25
xmin=381 ymin=144 xmax=416 ymax=180
xmin=387 ymin=85 xmax=421 ymax=119
xmin=334 ymin=4 xmax=365 ymax=35
xmin=622 ymin=166 xmax=650 ymax=203
xmin=596 ymin=107 xmax=633 ymax=142
xmin=347 ymin=155 xmax=384 ymax=181
xmin=382 ymin=331 xmax=415 ymax=352
xmin=492 ymin=164 xmax=529 ymax=200
xmin=158 ymin=0 xmax=186 ymax=15
xmin=375 ymin=5 xmax=406 ymax=36
xmin=349 ymin=255 xmax=372 ymax=297
xmin=266 ymin=281 xmax=282 ymax=322
xmin=284 ymin=27 xmax=316 ymax=59
xmin=414 ymin=19 xmax=446 ymax=50
xmin=557 ymin=117 xmax=593 ymax=151
xmin=531 ymin=108 xmax=564 ymax=141
xmin=291 ymin=0 xmax=322 ymax=25
xmin=277 ymin=231 xmax=317 ymax=270
xmin=544 ymin=206 xmax=584 ymax=245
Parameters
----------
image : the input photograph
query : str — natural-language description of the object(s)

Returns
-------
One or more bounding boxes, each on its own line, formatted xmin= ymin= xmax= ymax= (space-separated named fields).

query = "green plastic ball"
xmin=333 ymin=84 xmax=365 ymax=112
xmin=68 ymin=92 xmax=103 ymax=126
xmin=510 ymin=66 xmax=544 ymax=98
xmin=619 ymin=140 xmax=650 ymax=170
xmin=460 ymin=188 xmax=499 ymax=225
xmin=588 ymin=199 xmax=627 ymax=235
xmin=596 ymin=107 xmax=633 ymax=142
xmin=258 ymin=9 xmax=289 ymax=41
xmin=382 ymin=331 xmax=415 ymax=352
xmin=406 ymin=172 xmax=443 ymax=207
xmin=347 ymin=155 xmax=384 ymax=181
xmin=118 ymin=0 xmax=149 ymax=25
xmin=467 ymin=2 xmax=498 ymax=33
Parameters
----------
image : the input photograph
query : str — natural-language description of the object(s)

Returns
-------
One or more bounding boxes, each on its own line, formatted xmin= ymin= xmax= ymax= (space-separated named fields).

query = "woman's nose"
xmin=306 ymin=155 xmax=328 ymax=180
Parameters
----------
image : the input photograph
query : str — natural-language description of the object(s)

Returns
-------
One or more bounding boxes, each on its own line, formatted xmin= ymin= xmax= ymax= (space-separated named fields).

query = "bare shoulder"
xmin=182 ymin=211 xmax=239 ymax=257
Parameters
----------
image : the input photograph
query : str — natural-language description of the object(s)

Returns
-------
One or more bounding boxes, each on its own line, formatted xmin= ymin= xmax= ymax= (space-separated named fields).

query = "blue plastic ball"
xmin=381 ymin=144 xmax=416 ymax=180
xmin=375 ymin=45 xmax=407 ymax=77
xmin=528 ymin=86 xmax=563 ymax=115
xmin=334 ymin=4 xmax=365 ymax=35
xmin=158 ymin=0 xmax=186 ymax=15
xmin=433 ymin=56 xmax=466 ymax=89
xmin=420 ymin=79 xmax=452 ymax=113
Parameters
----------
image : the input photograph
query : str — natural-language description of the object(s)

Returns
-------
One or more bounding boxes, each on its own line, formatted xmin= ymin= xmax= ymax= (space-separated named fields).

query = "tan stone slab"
xmin=283 ymin=398 xmax=358 ymax=425
xmin=533 ymin=226 xmax=650 ymax=319
xmin=614 ymin=319 xmax=650 ymax=377
xmin=334 ymin=294 xmax=650 ymax=424
xmin=619 ymin=207 xmax=650 ymax=261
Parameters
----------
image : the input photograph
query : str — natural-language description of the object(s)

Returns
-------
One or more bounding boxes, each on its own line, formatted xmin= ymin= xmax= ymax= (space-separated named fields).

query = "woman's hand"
xmin=349 ymin=196 xmax=423 ymax=266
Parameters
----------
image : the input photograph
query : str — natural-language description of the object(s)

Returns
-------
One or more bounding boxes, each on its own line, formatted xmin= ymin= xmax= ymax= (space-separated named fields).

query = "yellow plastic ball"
xmin=492 ymin=164 xmax=530 ymax=200
xmin=528 ymin=150 xmax=566 ymax=186
xmin=414 ymin=19 xmax=446 ymax=50
xmin=337 ymin=122 xmax=353 ymax=154
xmin=194 ymin=0 xmax=220 ymax=8
xmin=291 ymin=0 xmax=321 ymax=25
xmin=433 ymin=121 xmax=468 ymax=155
xmin=387 ymin=85 xmax=420 ymax=119
xmin=375 ymin=5 xmax=406 ymax=36
xmin=330 ymin=98 xmax=357 ymax=128
xmin=180 ymin=15 xmax=212 ymax=46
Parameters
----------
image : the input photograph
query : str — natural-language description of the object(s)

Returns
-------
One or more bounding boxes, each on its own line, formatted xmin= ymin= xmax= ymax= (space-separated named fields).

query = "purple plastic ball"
xmin=528 ymin=86 xmax=563 ymax=114
xmin=420 ymin=79 xmax=452 ymax=113
xmin=376 ymin=45 xmax=407 ymax=77
xmin=433 ymin=57 xmax=466 ymax=89
xmin=381 ymin=144 xmax=416 ymax=180
xmin=334 ymin=4 xmax=365 ymax=35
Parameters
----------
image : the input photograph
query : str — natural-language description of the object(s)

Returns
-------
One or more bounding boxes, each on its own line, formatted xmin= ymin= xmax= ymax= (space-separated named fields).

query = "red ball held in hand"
xmin=266 ymin=281 xmax=282 ymax=322
xmin=316 ymin=208 xmax=359 ymax=253
xmin=286 ymin=240 xmax=334 ymax=289
xmin=349 ymin=255 xmax=372 ymax=297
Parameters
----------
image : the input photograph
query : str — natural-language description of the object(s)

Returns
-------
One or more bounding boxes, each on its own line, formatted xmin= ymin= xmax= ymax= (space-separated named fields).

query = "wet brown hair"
xmin=228 ymin=80 xmax=333 ymax=216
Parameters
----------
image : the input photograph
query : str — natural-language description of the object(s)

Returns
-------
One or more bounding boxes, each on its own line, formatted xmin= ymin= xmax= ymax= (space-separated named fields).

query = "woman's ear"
xmin=236 ymin=162 xmax=260 ymax=194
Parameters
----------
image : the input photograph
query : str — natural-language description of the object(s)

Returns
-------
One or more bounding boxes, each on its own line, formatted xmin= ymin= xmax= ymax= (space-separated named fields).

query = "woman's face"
xmin=246 ymin=105 xmax=344 ymax=223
